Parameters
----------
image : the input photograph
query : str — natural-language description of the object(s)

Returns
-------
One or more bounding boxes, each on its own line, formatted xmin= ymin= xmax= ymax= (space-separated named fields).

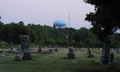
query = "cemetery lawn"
xmin=0 ymin=48 xmax=120 ymax=72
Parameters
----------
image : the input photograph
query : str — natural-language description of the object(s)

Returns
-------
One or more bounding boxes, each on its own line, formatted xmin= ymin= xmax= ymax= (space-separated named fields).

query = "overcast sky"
xmin=0 ymin=0 xmax=94 ymax=29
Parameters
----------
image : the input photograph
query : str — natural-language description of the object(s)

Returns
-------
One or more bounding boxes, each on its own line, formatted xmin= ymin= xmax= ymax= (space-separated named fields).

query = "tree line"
xmin=0 ymin=17 xmax=120 ymax=48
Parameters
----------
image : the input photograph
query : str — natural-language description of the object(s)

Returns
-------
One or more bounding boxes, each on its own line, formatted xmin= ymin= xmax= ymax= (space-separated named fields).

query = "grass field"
xmin=0 ymin=47 xmax=119 ymax=72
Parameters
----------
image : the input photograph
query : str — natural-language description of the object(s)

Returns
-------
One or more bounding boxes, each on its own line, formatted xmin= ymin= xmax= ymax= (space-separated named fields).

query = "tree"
xmin=84 ymin=0 xmax=120 ymax=41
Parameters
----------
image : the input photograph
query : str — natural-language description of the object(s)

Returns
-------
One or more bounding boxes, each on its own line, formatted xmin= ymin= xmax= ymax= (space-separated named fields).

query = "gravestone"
xmin=48 ymin=45 xmax=53 ymax=53
xmin=22 ymin=42 xmax=32 ymax=60
xmin=116 ymin=48 xmax=119 ymax=53
xmin=19 ymin=35 xmax=29 ymax=51
xmin=10 ymin=42 xmax=13 ymax=51
xmin=87 ymin=50 xmax=94 ymax=58
xmin=54 ymin=46 xmax=58 ymax=52
xmin=87 ymin=48 xmax=90 ymax=54
xmin=107 ymin=52 xmax=116 ymax=72
xmin=38 ymin=45 xmax=42 ymax=52
xmin=108 ymin=52 xmax=114 ymax=65
xmin=17 ymin=45 xmax=21 ymax=53
xmin=67 ymin=47 xmax=75 ymax=59
xmin=2 ymin=49 xmax=5 ymax=57
xmin=81 ymin=47 xmax=84 ymax=51
xmin=100 ymin=37 xmax=110 ymax=64
xmin=14 ymin=50 xmax=22 ymax=61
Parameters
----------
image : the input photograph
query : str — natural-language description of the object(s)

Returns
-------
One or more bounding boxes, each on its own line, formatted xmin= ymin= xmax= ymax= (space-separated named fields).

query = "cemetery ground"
xmin=0 ymin=47 xmax=120 ymax=72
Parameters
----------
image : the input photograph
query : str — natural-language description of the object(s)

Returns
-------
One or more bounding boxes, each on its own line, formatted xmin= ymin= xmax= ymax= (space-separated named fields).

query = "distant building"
xmin=53 ymin=20 xmax=66 ymax=28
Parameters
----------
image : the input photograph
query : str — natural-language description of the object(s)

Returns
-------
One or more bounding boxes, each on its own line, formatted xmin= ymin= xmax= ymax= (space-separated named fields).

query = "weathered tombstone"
xmin=14 ymin=50 xmax=21 ymax=61
xmin=54 ymin=46 xmax=58 ymax=52
xmin=48 ymin=45 xmax=52 ymax=53
xmin=22 ymin=42 xmax=32 ymax=60
xmin=107 ymin=52 xmax=116 ymax=72
xmin=60 ymin=46 xmax=61 ymax=49
xmin=19 ymin=35 xmax=29 ymax=51
xmin=38 ymin=45 xmax=42 ymax=52
xmin=81 ymin=47 xmax=84 ymax=51
xmin=2 ymin=49 xmax=5 ymax=57
xmin=10 ymin=42 xmax=13 ymax=51
xmin=87 ymin=48 xmax=90 ymax=54
xmin=108 ymin=52 xmax=114 ymax=65
xmin=42 ymin=51 xmax=44 ymax=56
xmin=67 ymin=47 xmax=75 ymax=59
xmin=87 ymin=50 xmax=94 ymax=58
xmin=116 ymin=48 xmax=119 ymax=53
xmin=100 ymin=37 xmax=110 ymax=64
xmin=17 ymin=45 xmax=21 ymax=53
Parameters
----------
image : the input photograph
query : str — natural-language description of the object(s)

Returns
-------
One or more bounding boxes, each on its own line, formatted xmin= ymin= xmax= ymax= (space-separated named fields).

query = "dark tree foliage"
xmin=84 ymin=0 xmax=120 ymax=41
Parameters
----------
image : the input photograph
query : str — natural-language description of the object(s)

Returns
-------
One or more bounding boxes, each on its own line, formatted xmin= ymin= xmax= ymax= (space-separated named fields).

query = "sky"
xmin=0 ymin=0 xmax=94 ymax=29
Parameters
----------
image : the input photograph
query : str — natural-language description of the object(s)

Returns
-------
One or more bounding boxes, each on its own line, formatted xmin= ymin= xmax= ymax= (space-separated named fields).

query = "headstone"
xmin=2 ymin=49 xmax=5 ymax=57
xmin=108 ymin=52 xmax=114 ymax=65
xmin=54 ymin=46 xmax=58 ymax=52
xmin=19 ymin=35 xmax=29 ymax=51
xmin=10 ymin=42 xmax=13 ymax=51
xmin=100 ymin=37 xmax=110 ymax=64
xmin=17 ymin=45 xmax=21 ymax=53
xmin=87 ymin=48 xmax=90 ymax=54
xmin=107 ymin=52 xmax=116 ymax=72
xmin=22 ymin=42 xmax=32 ymax=60
xmin=87 ymin=50 xmax=94 ymax=58
xmin=48 ymin=45 xmax=52 ymax=53
xmin=81 ymin=47 xmax=84 ymax=51
xmin=38 ymin=45 xmax=42 ymax=52
xmin=14 ymin=50 xmax=22 ymax=61
xmin=116 ymin=48 xmax=119 ymax=53
xmin=42 ymin=51 xmax=44 ymax=56
xmin=67 ymin=47 xmax=75 ymax=59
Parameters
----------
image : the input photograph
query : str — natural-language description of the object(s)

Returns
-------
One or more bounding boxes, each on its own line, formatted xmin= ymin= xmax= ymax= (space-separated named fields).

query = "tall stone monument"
xmin=19 ymin=35 xmax=29 ymax=51
xmin=17 ymin=45 xmax=21 ymax=53
xmin=22 ymin=42 xmax=32 ymax=60
xmin=100 ymin=37 xmax=110 ymax=64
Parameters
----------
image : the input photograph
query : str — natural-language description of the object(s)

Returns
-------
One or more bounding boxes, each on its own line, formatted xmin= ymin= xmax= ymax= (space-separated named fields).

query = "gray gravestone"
xmin=14 ymin=50 xmax=21 ymax=61
xmin=116 ymin=48 xmax=119 ymax=53
xmin=2 ymin=49 xmax=5 ymax=57
xmin=10 ymin=42 xmax=13 ymax=51
xmin=38 ymin=45 xmax=42 ymax=52
xmin=107 ymin=52 xmax=116 ymax=72
xmin=19 ymin=35 xmax=29 ymax=51
xmin=100 ymin=37 xmax=110 ymax=64
xmin=108 ymin=52 xmax=114 ymax=65
xmin=67 ymin=47 xmax=75 ymax=59
xmin=87 ymin=50 xmax=94 ymax=58
xmin=22 ymin=42 xmax=32 ymax=60
xmin=17 ymin=45 xmax=21 ymax=53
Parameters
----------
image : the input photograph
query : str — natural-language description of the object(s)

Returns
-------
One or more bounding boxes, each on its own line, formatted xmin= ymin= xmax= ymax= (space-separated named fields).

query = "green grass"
xmin=0 ymin=48 xmax=119 ymax=72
